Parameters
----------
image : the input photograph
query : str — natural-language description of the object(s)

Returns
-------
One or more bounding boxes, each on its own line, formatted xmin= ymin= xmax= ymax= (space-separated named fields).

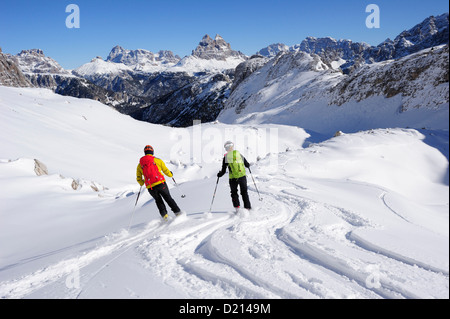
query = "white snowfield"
xmin=0 ymin=86 xmax=448 ymax=299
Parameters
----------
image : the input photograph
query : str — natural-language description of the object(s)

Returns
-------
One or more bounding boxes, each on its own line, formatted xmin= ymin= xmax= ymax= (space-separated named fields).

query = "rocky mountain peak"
xmin=9 ymin=49 xmax=68 ymax=75
xmin=256 ymin=13 xmax=448 ymax=74
xmin=390 ymin=13 xmax=449 ymax=58
xmin=107 ymin=45 xmax=123 ymax=56
xmin=0 ymin=50 xmax=32 ymax=87
xmin=192 ymin=34 xmax=246 ymax=61
xmin=106 ymin=45 xmax=180 ymax=68
xmin=155 ymin=50 xmax=181 ymax=64
xmin=18 ymin=49 xmax=45 ymax=57
xmin=199 ymin=34 xmax=213 ymax=45
xmin=395 ymin=13 xmax=449 ymax=43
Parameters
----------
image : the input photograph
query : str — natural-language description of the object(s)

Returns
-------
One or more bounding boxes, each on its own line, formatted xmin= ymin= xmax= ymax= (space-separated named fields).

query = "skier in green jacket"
xmin=217 ymin=141 xmax=252 ymax=210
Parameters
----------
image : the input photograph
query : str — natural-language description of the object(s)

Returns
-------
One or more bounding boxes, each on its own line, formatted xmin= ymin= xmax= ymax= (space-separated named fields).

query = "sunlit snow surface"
xmin=0 ymin=86 xmax=448 ymax=299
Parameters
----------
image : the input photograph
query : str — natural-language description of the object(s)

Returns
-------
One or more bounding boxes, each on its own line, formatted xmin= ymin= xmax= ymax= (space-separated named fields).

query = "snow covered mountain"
xmin=75 ymin=34 xmax=246 ymax=79
xmin=191 ymin=34 xmax=246 ymax=61
xmin=134 ymin=72 xmax=233 ymax=127
xmin=219 ymin=44 xmax=449 ymax=135
xmin=70 ymin=34 xmax=247 ymax=126
xmin=389 ymin=12 xmax=449 ymax=58
xmin=107 ymin=45 xmax=181 ymax=72
xmin=0 ymin=86 xmax=448 ymax=299
xmin=329 ymin=45 xmax=449 ymax=111
xmin=73 ymin=47 xmax=182 ymax=78
xmin=220 ymin=13 xmax=449 ymax=136
xmin=0 ymin=49 xmax=152 ymax=112
xmin=73 ymin=56 xmax=133 ymax=78
xmin=257 ymin=13 xmax=449 ymax=74
xmin=1 ymin=13 xmax=448 ymax=130
xmin=0 ymin=47 xmax=31 ymax=87
xmin=257 ymin=43 xmax=290 ymax=58
xmin=7 ymin=49 xmax=70 ymax=75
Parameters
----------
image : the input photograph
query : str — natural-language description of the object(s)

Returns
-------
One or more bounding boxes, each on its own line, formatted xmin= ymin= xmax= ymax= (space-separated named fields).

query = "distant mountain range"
xmin=0 ymin=13 xmax=448 ymax=129
xmin=257 ymin=13 xmax=449 ymax=73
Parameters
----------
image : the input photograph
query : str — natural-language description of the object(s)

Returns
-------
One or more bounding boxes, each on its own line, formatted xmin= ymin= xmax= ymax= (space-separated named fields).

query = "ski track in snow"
xmin=1 ymin=171 xmax=447 ymax=299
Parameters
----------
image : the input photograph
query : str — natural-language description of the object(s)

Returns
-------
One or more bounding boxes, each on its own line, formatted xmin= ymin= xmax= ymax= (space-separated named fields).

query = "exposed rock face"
xmin=0 ymin=49 xmax=32 ymax=87
xmin=329 ymin=44 xmax=449 ymax=110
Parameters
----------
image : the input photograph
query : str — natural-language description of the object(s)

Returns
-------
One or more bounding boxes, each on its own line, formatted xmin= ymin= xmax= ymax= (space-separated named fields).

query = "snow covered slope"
xmin=0 ymin=86 xmax=448 ymax=299
xmin=219 ymin=45 xmax=449 ymax=136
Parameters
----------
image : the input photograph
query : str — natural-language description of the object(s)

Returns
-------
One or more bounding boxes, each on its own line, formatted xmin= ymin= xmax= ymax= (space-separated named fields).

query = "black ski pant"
xmin=148 ymin=182 xmax=181 ymax=217
xmin=229 ymin=176 xmax=251 ymax=209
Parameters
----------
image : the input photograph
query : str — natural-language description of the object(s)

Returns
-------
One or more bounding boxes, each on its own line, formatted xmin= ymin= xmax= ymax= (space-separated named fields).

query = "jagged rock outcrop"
xmin=192 ymin=34 xmax=247 ymax=61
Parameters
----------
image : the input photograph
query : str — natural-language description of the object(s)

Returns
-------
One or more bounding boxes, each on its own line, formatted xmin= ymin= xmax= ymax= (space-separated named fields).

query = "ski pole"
xmin=127 ymin=185 xmax=143 ymax=231
xmin=248 ymin=167 xmax=262 ymax=201
xmin=209 ymin=177 xmax=220 ymax=213
xmin=172 ymin=177 xmax=186 ymax=198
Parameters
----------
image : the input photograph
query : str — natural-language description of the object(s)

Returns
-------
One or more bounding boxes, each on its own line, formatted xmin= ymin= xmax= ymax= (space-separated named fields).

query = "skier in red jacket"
xmin=137 ymin=145 xmax=181 ymax=220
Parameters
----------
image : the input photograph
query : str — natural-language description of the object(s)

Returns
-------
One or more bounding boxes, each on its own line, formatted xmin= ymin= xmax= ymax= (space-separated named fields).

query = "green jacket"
xmin=218 ymin=150 xmax=250 ymax=179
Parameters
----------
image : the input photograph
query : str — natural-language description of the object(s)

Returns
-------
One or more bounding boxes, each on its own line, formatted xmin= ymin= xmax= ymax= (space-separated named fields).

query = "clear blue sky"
xmin=1 ymin=0 xmax=448 ymax=69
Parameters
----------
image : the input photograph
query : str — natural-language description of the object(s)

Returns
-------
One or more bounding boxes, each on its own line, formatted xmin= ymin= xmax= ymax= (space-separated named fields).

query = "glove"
xmin=217 ymin=171 xmax=224 ymax=178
